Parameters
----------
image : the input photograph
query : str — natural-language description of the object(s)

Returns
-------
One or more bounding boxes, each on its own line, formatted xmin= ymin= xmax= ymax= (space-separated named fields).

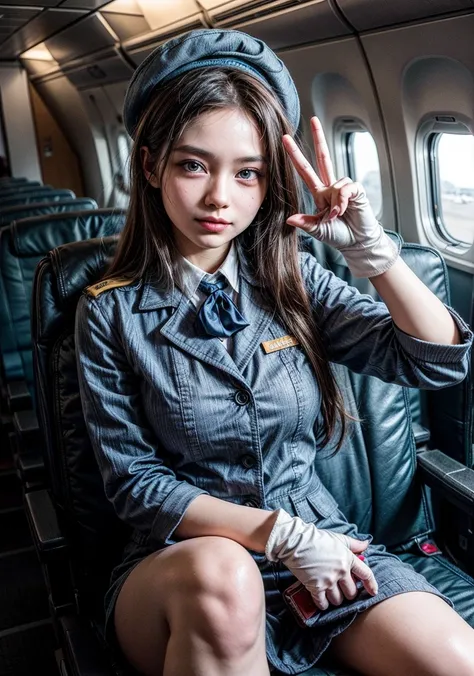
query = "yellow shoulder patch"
xmin=85 ymin=277 xmax=134 ymax=298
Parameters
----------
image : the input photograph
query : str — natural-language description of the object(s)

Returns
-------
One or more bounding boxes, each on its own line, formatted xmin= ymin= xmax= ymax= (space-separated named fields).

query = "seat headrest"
xmin=0 ymin=198 xmax=98 ymax=228
xmin=11 ymin=209 xmax=125 ymax=257
xmin=49 ymin=236 xmax=118 ymax=308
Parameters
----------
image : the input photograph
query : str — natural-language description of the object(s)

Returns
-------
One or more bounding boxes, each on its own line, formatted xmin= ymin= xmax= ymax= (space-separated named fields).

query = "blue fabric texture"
xmin=75 ymin=247 xmax=473 ymax=673
xmin=123 ymin=28 xmax=301 ymax=136
xmin=195 ymin=276 xmax=249 ymax=338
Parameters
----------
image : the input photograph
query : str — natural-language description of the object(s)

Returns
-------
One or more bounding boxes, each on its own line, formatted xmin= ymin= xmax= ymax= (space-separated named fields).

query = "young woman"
xmin=75 ymin=28 xmax=474 ymax=676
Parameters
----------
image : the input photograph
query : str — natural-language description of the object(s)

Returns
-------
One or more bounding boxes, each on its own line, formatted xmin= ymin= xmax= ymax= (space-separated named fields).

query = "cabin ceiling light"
xmin=100 ymin=0 xmax=143 ymax=14
xmin=20 ymin=43 xmax=55 ymax=61
xmin=135 ymin=0 xmax=200 ymax=30
xmin=198 ymin=0 xmax=247 ymax=9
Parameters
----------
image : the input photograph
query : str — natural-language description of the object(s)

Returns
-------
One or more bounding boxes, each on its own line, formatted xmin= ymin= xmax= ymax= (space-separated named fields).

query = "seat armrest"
xmin=11 ymin=409 xmax=44 ymax=484
xmin=13 ymin=408 xmax=40 ymax=439
xmin=413 ymin=422 xmax=430 ymax=447
xmin=24 ymin=488 xmax=67 ymax=557
xmin=7 ymin=380 xmax=32 ymax=412
xmin=58 ymin=614 xmax=114 ymax=676
xmin=417 ymin=450 xmax=474 ymax=516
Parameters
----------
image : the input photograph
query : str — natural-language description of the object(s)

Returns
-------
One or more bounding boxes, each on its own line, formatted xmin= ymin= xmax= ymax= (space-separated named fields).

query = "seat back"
xmin=0 ymin=199 xmax=98 ymax=385
xmin=0 ymin=177 xmax=31 ymax=185
xmin=32 ymin=235 xmax=462 ymax=617
xmin=0 ymin=182 xmax=44 ymax=197
xmin=0 ymin=209 xmax=125 ymax=395
xmin=34 ymin=237 xmax=127 ymax=611
xmin=0 ymin=198 xmax=98 ymax=229
xmin=302 ymin=235 xmax=473 ymax=468
xmin=0 ymin=189 xmax=75 ymax=208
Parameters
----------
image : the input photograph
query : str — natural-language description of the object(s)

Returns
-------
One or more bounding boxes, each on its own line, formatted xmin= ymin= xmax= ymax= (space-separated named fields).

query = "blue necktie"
xmin=195 ymin=276 xmax=249 ymax=338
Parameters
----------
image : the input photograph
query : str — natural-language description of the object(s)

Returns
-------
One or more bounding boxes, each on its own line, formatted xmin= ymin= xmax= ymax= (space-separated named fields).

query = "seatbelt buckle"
xmin=417 ymin=539 xmax=442 ymax=556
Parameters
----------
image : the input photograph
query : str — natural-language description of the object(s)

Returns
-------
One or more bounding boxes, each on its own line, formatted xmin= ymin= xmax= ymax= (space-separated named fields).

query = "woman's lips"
xmin=196 ymin=219 xmax=230 ymax=233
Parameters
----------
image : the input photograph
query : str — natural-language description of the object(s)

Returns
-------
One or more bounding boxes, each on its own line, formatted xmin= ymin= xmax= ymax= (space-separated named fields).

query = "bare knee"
xmin=442 ymin=627 xmax=474 ymax=676
xmin=163 ymin=536 xmax=265 ymax=659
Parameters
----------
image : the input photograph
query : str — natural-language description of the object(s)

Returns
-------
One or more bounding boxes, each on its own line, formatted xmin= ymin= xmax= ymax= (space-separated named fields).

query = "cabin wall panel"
xmin=35 ymin=76 xmax=105 ymax=204
xmin=362 ymin=13 xmax=474 ymax=268
xmin=0 ymin=65 xmax=41 ymax=180
xmin=29 ymin=81 xmax=85 ymax=196
xmin=279 ymin=38 xmax=396 ymax=231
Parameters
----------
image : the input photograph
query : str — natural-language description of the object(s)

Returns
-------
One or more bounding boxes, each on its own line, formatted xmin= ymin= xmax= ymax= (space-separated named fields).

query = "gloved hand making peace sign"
xmin=283 ymin=117 xmax=399 ymax=279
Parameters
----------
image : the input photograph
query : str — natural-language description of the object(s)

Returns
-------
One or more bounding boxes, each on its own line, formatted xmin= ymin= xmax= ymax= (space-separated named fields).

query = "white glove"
xmin=282 ymin=118 xmax=399 ymax=279
xmin=265 ymin=509 xmax=378 ymax=610
xmin=305 ymin=183 xmax=399 ymax=279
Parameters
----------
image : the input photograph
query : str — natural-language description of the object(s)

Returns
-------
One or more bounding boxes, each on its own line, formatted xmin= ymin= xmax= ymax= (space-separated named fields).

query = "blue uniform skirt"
xmin=103 ymin=533 xmax=451 ymax=675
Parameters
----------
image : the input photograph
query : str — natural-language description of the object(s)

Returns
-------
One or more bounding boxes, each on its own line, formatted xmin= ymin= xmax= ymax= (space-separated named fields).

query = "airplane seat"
xmin=0 ymin=181 xmax=44 ymax=197
xmin=301 ymin=233 xmax=472 ymax=466
xmin=0 ymin=197 xmax=98 ymax=229
xmin=28 ymin=235 xmax=474 ymax=676
xmin=0 ymin=177 xmax=32 ymax=184
xmin=0 ymin=208 xmax=126 ymax=487
xmin=0 ymin=199 xmax=98 ymax=390
xmin=0 ymin=188 xmax=76 ymax=209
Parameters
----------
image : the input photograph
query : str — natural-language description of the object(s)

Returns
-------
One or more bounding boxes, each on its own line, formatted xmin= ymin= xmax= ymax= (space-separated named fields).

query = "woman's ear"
xmin=140 ymin=146 xmax=160 ymax=188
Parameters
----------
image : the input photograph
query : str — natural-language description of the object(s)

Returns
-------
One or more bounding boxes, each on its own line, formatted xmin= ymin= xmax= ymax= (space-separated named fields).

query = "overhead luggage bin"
xmin=336 ymin=0 xmax=474 ymax=31
xmin=223 ymin=0 xmax=353 ymax=50
xmin=122 ymin=3 xmax=207 ymax=66
xmin=60 ymin=46 xmax=134 ymax=90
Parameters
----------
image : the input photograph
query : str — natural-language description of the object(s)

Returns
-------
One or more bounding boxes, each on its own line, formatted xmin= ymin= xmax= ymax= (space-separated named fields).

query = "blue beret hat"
xmin=123 ymin=28 xmax=300 ymax=137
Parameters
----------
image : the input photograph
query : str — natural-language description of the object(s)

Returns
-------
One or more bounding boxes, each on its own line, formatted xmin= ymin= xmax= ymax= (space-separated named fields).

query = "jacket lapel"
xmin=232 ymin=248 xmax=276 ymax=372
xmin=232 ymin=275 xmax=275 ymax=372
xmin=139 ymin=277 xmax=247 ymax=384
xmin=137 ymin=248 xmax=276 ymax=381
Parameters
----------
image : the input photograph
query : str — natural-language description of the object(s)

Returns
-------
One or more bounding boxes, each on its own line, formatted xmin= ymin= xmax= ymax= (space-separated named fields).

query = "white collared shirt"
xmin=178 ymin=243 xmax=240 ymax=353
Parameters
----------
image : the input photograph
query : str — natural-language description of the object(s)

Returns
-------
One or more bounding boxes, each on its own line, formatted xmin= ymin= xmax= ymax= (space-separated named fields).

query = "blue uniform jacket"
xmin=75 ymin=250 xmax=473 ymax=549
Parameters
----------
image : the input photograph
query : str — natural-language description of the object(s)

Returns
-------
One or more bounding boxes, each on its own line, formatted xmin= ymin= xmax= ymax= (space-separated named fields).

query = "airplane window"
xmin=347 ymin=131 xmax=382 ymax=218
xmin=433 ymin=133 xmax=474 ymax=245
xmin=117 ymin=133 xmax=131 ymax=182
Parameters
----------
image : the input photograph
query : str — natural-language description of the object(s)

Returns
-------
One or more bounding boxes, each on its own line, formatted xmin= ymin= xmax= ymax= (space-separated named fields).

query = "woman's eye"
xmin=237 ymin=168 xmax=260 ymax=180
xmin=182 ymin=161 xmax=204 ymax=173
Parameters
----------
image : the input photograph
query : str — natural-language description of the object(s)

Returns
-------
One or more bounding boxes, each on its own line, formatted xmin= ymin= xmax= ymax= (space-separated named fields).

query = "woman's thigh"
xmin=329 ymin=591 xmax=474 ymax=676
xmin=113 ymin=536 xmax=265 ymax=676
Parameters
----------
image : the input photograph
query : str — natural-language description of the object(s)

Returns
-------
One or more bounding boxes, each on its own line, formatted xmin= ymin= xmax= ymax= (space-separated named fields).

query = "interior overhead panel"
xmin=100 ymin=0 xmax=149 ymax=42
xmin=121 ymin=1 xmax=207 ymax=66
xmin=335 ymin=0 xmax=474 ymax=31
xmin=230 ymin=1 xmax=352 ymax=51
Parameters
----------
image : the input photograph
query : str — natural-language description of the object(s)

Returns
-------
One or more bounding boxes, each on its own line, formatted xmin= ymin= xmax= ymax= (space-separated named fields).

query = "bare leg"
xmin=329 ymin=591 xmax=474 ymax=676
xmin=114 ymin=536 xmax=270 ymax=676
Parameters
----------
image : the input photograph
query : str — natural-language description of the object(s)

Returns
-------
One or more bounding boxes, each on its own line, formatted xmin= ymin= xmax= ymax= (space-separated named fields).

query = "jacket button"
xmin=243 ymin=498 xmax=260 ymax=508
xmin=234 ymin=390 xmax=250 ymax=406
xmin=241 ymin=454 xmax=256 ymax=469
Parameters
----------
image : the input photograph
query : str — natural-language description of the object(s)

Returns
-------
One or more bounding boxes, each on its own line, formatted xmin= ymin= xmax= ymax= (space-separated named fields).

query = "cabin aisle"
xmin=0 ymin=443 xmax=57 ymax=675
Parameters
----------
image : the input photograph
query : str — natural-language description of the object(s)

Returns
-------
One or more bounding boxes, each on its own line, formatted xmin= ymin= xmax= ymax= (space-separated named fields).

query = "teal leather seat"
xmin=0 ymin=189 xmax=75 ymax=209
xmin=0 ymin=181 xmax=44 ymax=197
xmin=0 ymin=198 xmax=98 ymax=229
xmin=303 ymin=235 xmax=473 ymax=468
xmin=0 ymin=198 xmax=98 ymax=388
xmin=29 ymin=235 xmax=474 ymax=676
xmin=0 ymin=208 xmax=125 ymax=401
xmin=0 ymin=177 xmax=32 ymax=185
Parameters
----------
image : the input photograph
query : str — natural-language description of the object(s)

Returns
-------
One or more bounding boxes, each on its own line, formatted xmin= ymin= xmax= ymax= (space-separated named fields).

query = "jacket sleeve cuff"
xmin=151 ymin=481 xmax=209 ymax=545
xmin=393 ymin=307 xmax=473 ymax=364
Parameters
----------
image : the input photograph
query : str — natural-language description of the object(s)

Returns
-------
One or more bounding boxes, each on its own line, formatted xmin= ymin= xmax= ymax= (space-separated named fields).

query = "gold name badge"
xmin=261 ymin=335 xmax=300 ymax=354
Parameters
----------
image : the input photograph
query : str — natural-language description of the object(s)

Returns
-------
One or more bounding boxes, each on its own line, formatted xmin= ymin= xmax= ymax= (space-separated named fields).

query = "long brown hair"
xmin=107 ymin=67 xmax=349 ymax=450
